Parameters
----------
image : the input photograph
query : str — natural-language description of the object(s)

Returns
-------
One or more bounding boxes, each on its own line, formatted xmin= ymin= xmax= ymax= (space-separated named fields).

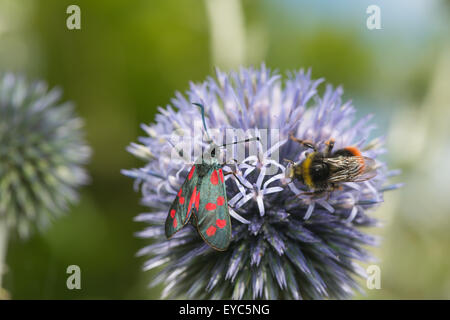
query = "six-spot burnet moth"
xmin=165 ymin=103 xmax=259 ymax=251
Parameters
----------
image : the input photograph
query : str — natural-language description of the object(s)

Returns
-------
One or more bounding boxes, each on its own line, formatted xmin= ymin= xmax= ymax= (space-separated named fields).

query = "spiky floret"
xmin=124 ymin=65 xmax=400 ymax=299
xmin=0 ymin=73 xmax=91 ymax=237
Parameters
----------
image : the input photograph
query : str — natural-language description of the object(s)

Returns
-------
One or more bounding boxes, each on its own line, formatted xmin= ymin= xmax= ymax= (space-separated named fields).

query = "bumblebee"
xmin=286 ymin=134 xmax=377 ymax=194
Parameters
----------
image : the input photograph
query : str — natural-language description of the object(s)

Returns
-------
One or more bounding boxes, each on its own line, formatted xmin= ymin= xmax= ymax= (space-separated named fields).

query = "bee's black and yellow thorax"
xmin=300 ymin=152 xmax=330 ymax=189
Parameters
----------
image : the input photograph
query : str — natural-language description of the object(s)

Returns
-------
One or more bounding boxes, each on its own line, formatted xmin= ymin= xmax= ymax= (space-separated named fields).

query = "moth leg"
xmin=228 ymin=158 xmax=255 ymax=168
xmin=289 ymin=133 xmax=317 ymax=151
xmin=224 ymin=170 xmax=247 ymax=189
xmin=231 ymin=158 xmax=259 ymax=170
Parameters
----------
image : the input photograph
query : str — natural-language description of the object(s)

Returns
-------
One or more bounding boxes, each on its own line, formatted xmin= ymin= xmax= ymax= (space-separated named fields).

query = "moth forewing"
xmin=165 ymin=164 xmax=200 ymax=239
xmin=194 ymin=165 xmax=231 ymax=251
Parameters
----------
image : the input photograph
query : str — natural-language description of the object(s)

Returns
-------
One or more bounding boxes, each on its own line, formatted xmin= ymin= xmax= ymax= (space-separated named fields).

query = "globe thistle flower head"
xmin=0 ymin=73 xmax=91 ymax=238
xmin=125 ymin=65 xmax=400 ymax=299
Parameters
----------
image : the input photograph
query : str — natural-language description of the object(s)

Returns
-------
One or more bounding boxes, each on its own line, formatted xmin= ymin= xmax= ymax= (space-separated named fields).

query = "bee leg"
xmin=324 ymin=138 xmax=335 ymax=156
xmin=283 ymin=158 xmax=295 ymax=165
xmin=289 ymin=133 xmax=317 ymax=151
xmin=329 ymin=183 xmax=343 ymax=192
xmin=325 ymin=183 xmax=343 ymax=200
xmin=297 ymin=190 xmax=326 ymax=199
xmin=326 ymin=190 xmax=334 ymax=201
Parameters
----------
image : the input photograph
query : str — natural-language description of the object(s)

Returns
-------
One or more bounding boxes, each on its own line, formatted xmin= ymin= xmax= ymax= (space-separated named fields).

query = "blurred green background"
xmin=0 ymin=0 xmax=449 ymax=299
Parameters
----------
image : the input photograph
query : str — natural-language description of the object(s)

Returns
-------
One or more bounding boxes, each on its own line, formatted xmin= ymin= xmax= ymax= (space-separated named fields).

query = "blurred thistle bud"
xmin=0 ymin=73 xmax=91 ymax=238
xmin=125 ymin=65 xmax=400 ymax=299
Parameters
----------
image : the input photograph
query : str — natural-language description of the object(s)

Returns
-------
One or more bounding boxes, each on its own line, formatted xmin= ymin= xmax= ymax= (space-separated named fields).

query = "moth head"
xmin=202 ymin=142 xmax=223 ymax=164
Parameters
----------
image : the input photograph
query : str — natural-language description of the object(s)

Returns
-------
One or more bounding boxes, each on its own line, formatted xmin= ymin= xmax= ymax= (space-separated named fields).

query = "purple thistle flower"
xmin=124 ymin=65 xmax=400 ymax=299
xmin=0 ymin=73 xmax=91 ymax=238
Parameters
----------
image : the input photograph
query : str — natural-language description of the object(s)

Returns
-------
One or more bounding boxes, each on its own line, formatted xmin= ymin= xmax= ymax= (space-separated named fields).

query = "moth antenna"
xmin=220 ymin=136 xmax=260 ymax=148
xmin=192 ymin=102 xmax=212 ymax=142
xmin=167 ymin=139 xmax=184 ymax=158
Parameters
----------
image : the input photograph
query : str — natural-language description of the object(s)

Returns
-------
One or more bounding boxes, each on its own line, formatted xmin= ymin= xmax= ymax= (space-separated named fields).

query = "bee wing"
xmin=351 ymin=157 xmax=378 ymax=182
xmin=324 ymin=156 xmax=377 ymax=183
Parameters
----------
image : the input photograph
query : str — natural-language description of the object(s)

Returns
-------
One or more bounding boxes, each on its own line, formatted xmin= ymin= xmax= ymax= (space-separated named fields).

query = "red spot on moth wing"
xmin=179 ymin=197 xmax=185 ymax=205
xmin=186 ymin=186 xmax=197 ymax=218
xmin=177 ymin=188 xmax=183 ymax=197
xmin=205 ymin=203 xmax=217 ymax=211
xmin=216 ymin=219 xmax=226 ymax=228
xmin=188 ymin=166 xmax=196 ymax=180
xmin=206 ymin=225 xmax=217 ymax=237
xmin=170 ymin=209 xmax=176 ymax=218
xmin=216 ymin=196 xmax=225 ymax=206
xmin=210 ymin=170 xmax=219 ymax=185
xmin=173 ymin=218 xmax=178 ymax=228
xmin=218 ymin=168 xmax=224 ymax=183
xmin=195 ymin=192 xmax=200 ymax=211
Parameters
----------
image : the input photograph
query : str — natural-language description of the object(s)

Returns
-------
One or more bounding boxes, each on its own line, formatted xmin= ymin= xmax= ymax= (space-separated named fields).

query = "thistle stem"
xmin=0 ymin=217 xmax=8 ymax=289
